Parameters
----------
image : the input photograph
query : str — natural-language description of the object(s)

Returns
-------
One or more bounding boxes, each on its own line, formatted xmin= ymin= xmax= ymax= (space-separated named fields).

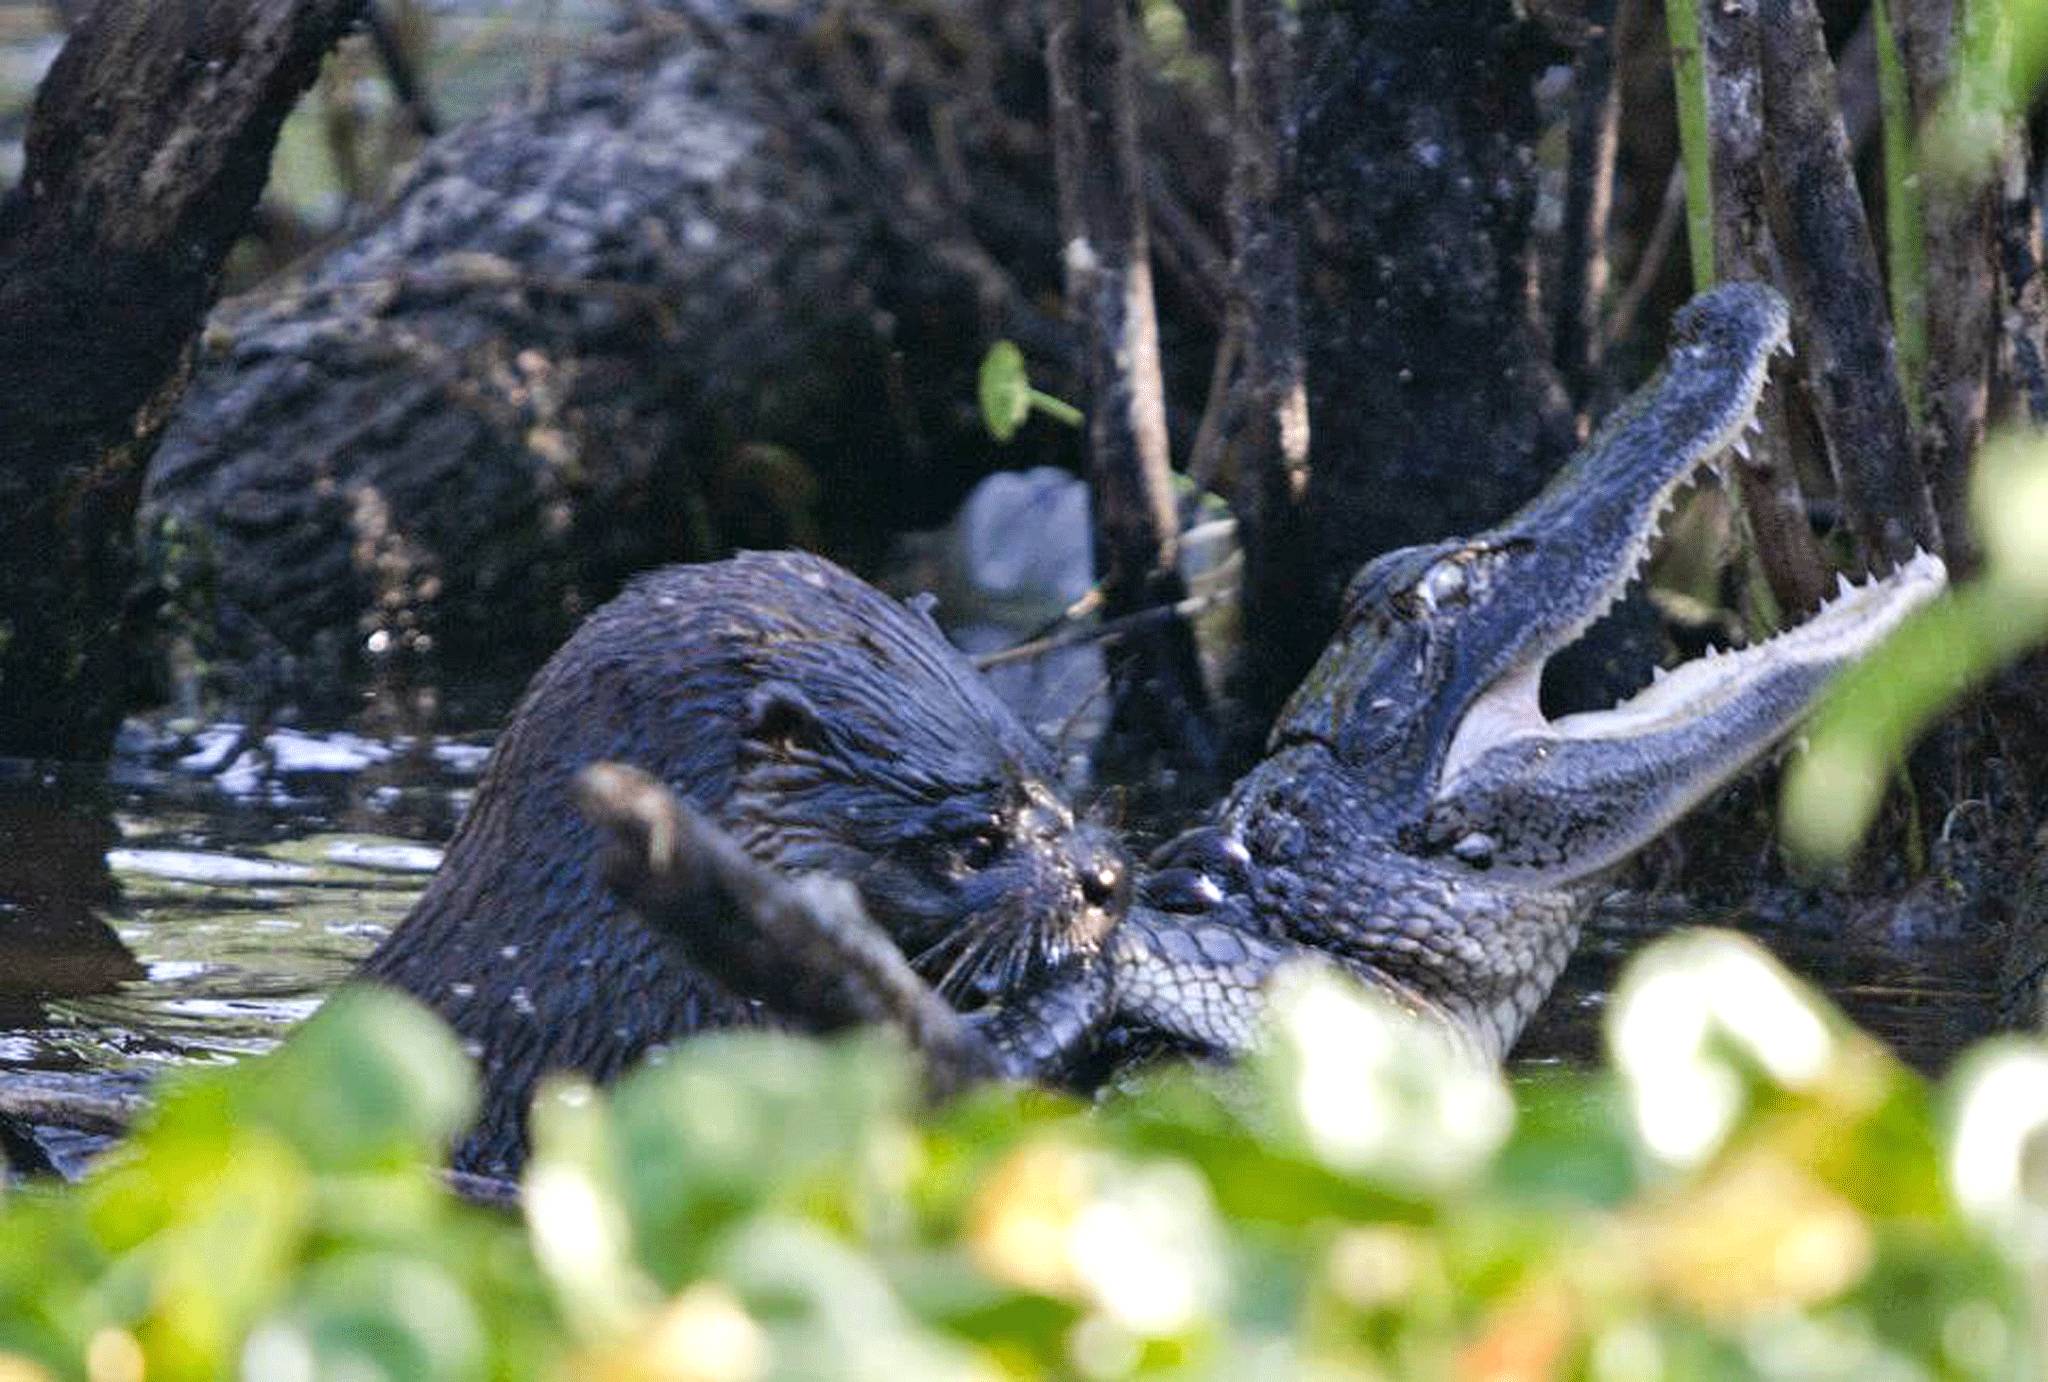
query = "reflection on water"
xmin=1513 ymin=887 xmax=2003 ymax=1074
xmin=0 ymin=772 xmax=141 ymax=1031
xmin=0 ymin=722 xmax=484 ymax=1080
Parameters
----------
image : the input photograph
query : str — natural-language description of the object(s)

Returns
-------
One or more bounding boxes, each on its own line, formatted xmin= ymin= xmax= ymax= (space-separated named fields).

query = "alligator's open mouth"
xmin=1437 ymin=536 xmax=1946 ymax=791
xmin=1427 ymin=282 xmax=1946 ymax=876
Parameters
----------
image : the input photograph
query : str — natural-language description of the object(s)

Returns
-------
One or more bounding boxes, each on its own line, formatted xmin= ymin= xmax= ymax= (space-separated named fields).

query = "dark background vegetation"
xmin=2 ymin=0 xmax=2048 ymax=1374
xmin=5 ymin=0 xmax=2043 ymax=1038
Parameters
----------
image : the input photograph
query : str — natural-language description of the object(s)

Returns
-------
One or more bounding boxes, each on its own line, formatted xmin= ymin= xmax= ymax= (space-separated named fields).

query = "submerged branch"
xmin=0 ymin=1073 xmax=144 ymax=1139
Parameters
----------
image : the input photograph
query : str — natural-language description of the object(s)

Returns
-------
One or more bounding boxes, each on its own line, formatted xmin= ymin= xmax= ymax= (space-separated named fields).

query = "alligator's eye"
xmin=1408 ymin=556 xmax=1470 ymax=613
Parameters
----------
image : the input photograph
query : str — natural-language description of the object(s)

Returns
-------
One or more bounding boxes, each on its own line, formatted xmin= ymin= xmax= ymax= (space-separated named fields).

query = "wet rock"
xmin=935 ymin=468 xmax=1105 ymax=748
xmin=889 ymin=466 xmax=1240 ymax=771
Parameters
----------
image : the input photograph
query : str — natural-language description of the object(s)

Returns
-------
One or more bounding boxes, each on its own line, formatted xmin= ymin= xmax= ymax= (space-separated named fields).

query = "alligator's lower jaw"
xmin=1438 ymin=548 xmax=1948 ymax=799
xmin=1557 ymin=548 xmax=1944 ymax=736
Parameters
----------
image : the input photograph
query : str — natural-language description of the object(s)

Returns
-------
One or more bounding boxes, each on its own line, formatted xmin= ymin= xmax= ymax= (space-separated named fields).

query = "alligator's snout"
xmin=1411 ymin=280 xmax=1946 ymax=886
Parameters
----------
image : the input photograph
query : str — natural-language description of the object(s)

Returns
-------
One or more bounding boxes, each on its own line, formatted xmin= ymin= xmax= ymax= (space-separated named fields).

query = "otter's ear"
xmin=742 ymin=682 xmax=826 ymax=759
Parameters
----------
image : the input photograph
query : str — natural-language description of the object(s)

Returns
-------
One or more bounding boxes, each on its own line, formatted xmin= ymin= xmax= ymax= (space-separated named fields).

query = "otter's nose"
xmin=1074 ymin=829 xmax=1131 ymax=918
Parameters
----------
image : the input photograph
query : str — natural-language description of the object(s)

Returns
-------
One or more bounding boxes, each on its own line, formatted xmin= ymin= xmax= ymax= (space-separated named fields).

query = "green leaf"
xmin=604 ymin=1031 xmax=918 ymax=1285
xmin=1251 ymin=966 xmax=1512 ymax=1196
xmin=1944 ymin=1038 xmax=2048 ymax=1250
xmin=248 ymin=1254 xmax=488 ymax=1382
xmin=524 ymin=1076 xmax=658 ymax=1341
xmin=712 ymin=1218 xmax=990 ymax=1381
xmin=978 ymin=340 xmax=1032 ymax=443
xmin=1494 ymin=1073 xmax=1640 ymax=1208
xmin=235 ymin=986 xmax=478 ymax=1170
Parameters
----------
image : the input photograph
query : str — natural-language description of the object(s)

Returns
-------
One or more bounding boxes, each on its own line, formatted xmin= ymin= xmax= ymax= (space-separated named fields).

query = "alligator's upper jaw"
xmin=1418 ymin=281 xmax=1949 ymax=883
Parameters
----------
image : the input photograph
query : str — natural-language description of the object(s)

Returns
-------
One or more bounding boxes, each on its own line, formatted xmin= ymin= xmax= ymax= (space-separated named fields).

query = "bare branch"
xmin=1557 ymin=0 xmax=1624 ymax=412
xmin=1048 ymin=0 xmax=1218 ymax=772
xmin=575 ymin=763 xmax=1003 ymax=1097
xmin=1760 ymin=0 xmax=1942 ymax=567
xmin=363 ymin=0 xmax=439 ymax=137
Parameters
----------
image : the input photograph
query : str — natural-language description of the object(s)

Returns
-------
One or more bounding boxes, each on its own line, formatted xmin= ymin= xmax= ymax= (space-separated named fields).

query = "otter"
xmin=360 ymin=551 xmax=1129 ymax=1174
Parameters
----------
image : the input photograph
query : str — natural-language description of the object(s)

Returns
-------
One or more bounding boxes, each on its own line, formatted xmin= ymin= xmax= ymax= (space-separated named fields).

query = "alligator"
xmin=1099 ymin=281 xmax=1946 ymax=1060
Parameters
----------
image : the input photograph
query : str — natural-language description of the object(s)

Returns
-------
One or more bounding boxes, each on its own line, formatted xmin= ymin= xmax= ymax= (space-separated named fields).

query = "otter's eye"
xmin=956 ymin=826 xmax=1004 ymax=871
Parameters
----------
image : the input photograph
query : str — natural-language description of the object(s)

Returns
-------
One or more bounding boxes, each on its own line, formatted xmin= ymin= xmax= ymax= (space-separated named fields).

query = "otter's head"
xmin=717 ymin=557 xmax=1130 ymax=1010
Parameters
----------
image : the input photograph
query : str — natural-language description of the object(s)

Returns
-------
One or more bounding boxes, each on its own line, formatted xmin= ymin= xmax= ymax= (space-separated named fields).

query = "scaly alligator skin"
xmin=1111 ymin=282 xmax=1946 ymax=1059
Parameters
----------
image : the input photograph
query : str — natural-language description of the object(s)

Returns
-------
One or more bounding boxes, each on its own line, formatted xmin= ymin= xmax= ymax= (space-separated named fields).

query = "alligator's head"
xmin=1279 ymin=282 xmax=1942 ymax=878
xmin=1196 ymin=282 xmax=1946 ymax=1053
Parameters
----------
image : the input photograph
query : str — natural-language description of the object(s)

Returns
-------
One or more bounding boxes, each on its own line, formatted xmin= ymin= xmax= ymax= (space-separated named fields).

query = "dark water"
xmin=0 ymin=720 xmax=2004 ymax=1106
xmin=1514 ymin=888 xmax=2005 ymax=1074
xmin=0 ymin=723 xmax=484 ymax=1080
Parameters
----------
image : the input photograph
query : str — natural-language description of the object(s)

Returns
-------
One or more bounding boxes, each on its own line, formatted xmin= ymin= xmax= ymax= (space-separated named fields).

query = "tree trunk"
xmin=1227 ymin=0 xmax=1313 ymax=732
xmin=0 ymin=0 xmax=364 ymax=760
xmin=1895 ymin=0 xmax=1995 ymax=575
xmin=1759 ymin=0 xmax=1942 ymax=569
xmin=1280 ymin=0 xmax=1597 ymax=712
xmin=1700 ymin=0 xmax=1831 ymax=617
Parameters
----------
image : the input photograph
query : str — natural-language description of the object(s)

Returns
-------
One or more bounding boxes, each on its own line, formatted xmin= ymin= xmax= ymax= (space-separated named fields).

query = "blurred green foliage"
xmin=2 ymin=933 xmax=2042 ymax=1380
xmin=1926 ymin=0 xmax=2048 ymax=182
xmin=1782 ymin=430 xmax=2048 ymax=860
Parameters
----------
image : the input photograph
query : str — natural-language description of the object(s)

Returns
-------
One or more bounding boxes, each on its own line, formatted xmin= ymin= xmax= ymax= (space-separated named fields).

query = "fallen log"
xmin=139 ymin=3 xmax=1184 ymax=723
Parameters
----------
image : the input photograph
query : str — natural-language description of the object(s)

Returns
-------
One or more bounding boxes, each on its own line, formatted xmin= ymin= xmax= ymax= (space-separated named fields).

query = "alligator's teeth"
xmin=1834 ymin=571 xmax=1854 ymax=598
xmin=1746 ymin=417 xmax=1763 ymax=436
xmin=1733 ymin=437 xmax=1753 ymax=461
